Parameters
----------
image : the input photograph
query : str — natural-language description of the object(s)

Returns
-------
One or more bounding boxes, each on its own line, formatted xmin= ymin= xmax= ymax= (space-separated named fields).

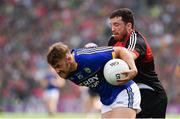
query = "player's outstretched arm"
xmin=113 ymin=46 xmax=138 ymax=85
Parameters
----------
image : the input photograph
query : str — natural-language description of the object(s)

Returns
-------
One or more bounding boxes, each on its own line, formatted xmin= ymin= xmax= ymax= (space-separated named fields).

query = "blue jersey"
xmin=67 ymin=46 xmax=134 ymax=105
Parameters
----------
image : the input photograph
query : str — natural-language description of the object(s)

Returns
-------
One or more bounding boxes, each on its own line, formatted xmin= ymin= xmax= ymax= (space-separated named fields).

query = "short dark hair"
xmin=47 ymin=42 xmax=69 ymax=66
xmin=109 ymin=8 xmax=134 ymax=27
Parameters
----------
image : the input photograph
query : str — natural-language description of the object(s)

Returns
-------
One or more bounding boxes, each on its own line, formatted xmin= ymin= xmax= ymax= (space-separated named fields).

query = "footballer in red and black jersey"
xmin=108 ymin=30 xmax=164 ymax=93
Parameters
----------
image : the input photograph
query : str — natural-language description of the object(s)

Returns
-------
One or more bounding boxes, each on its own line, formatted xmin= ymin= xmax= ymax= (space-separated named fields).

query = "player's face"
xmin=110 ymin=16 xmax=128 ymax=41
xmin=52 ymin=58 xmax=71 ymax=79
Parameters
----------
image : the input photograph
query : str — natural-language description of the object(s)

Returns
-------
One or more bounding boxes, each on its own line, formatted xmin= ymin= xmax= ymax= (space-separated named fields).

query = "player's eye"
xmin=114 ymin=23 xmax=120 ymax=27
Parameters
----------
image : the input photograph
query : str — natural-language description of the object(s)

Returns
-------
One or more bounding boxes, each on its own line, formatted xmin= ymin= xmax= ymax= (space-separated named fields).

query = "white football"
xmin=103 ymin=59 xmax=129 ymax=85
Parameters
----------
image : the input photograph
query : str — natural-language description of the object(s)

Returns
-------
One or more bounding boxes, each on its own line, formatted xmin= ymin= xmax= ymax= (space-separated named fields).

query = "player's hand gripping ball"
xmin=103 ymin=59 xmax=129 ymax=85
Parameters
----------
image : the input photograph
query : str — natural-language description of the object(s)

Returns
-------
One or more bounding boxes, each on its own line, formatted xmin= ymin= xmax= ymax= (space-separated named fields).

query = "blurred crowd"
xmin=0 ymin=0 xmax=179 ymax=114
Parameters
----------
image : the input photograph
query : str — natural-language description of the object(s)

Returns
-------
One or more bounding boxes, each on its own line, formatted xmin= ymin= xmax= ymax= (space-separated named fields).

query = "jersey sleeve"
xmin=126 ymin=33 xmax=146 ymax=58
xmin=75 ymin=47 xmax=114 ymax=66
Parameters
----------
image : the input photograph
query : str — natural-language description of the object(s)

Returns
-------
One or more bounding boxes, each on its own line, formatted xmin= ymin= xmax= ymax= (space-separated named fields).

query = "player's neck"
xmin=118 ymin=29 xmax=134 ymax=42
xmin=120 ymin=29 xmax=134 ymax=42
xmin=71 ymin=62 xmax=77 ymax=72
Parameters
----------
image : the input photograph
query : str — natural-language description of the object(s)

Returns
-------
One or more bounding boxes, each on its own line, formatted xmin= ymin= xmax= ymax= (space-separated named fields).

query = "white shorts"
xmin=43 ymin=88 xmax=60 ymax=103
xmin=101 ymin=83 xmax=141 ymax=114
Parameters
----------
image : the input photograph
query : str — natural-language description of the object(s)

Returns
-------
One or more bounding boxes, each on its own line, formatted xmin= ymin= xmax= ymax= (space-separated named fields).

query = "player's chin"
xmin=114 ymin=35 xmax=120 ymax=41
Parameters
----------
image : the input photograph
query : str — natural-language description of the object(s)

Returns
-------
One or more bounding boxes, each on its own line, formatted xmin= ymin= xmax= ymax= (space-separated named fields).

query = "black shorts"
xmin=136 ymin=89 xmax=168 ymax=118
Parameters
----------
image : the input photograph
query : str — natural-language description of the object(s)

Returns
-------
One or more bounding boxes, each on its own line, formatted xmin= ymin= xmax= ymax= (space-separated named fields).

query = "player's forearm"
xmin=114 ymin=47 xmax=137 ymax=72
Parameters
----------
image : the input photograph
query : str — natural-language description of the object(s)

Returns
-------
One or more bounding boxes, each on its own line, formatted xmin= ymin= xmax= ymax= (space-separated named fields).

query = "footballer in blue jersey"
xmin=69 ymin=47 xmax=134 ymax=105
xmin=42 ymin=69 xmax=65 ymax=115
xmin=47 ymin=42 xmax=141 ymax=118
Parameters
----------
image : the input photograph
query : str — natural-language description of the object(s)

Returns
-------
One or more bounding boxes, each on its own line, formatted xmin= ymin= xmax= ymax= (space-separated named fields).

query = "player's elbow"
xmin=133 ymin=68 xmax=138 ymax=77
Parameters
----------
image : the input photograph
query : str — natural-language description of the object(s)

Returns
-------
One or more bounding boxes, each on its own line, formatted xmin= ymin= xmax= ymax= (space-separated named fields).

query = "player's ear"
xmin=126 ymin=22 xmax=132 ymax=29
xmin=66 ymin=54 xmax=72 ymax=63
xmin=126 ymin=22 xmax=133 ymax=32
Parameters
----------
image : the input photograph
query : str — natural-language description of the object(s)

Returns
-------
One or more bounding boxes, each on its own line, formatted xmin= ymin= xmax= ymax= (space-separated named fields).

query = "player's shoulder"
xmin=134 ymin=30 xmax=147 ymax=41
xmin=127 ymin=30 xmax=147 ymax=46
xmin=75 ymin=47 xmax=113 ymax=55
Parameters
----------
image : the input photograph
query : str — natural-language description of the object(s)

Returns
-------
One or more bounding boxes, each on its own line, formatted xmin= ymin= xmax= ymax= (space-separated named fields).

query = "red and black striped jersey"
xmin=108 ymin=30 xmax=164 ymax=93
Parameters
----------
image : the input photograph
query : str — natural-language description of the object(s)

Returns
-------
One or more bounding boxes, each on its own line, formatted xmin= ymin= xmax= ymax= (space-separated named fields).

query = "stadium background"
xmin=0 ymin=0 xmax=179 ymax=118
